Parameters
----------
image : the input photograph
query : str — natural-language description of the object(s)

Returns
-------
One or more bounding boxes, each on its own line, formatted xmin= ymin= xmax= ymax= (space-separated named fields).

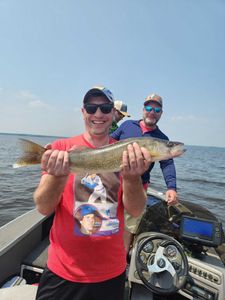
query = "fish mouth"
xmin=171 ymin=144 xmax=186 ymax=157
xmin=165 ymin=140 xmax=186 ymax=157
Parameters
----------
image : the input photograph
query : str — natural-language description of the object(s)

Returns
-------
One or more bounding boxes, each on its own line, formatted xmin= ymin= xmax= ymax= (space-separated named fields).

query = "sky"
xmin=0 ymin=0 xmax=225 ymax=147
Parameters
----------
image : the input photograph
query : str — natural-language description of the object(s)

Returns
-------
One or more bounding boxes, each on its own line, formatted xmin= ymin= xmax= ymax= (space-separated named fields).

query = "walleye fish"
xmin=13 ymin=137 xmax=185 ymax=173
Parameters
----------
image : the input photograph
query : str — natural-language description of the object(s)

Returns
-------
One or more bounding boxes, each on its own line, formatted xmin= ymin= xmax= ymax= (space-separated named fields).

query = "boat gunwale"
xmin=0 ymin=209 xmax=47 ymax=254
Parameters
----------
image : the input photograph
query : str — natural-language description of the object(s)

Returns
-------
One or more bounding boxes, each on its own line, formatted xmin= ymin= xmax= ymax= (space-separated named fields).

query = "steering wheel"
xmin=135 ymin=232 xmax=188 ymax=295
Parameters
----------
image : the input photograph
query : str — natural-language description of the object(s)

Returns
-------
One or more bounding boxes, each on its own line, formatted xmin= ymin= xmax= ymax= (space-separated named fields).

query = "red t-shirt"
xmin=47 ymin=135 xmax=126 ymax=283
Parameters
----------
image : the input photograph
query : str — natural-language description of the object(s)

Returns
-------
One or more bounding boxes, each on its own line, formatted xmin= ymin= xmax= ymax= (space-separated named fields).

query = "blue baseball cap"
xmin=83 ymin=86 xmax=115 ymax=104
xmin=79 ymin=205 xmax=106 ymax=219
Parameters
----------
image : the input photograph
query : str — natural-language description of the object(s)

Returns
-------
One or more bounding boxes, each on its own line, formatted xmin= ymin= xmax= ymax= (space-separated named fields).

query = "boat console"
xmin=128 ymin=189 xmax=225 ymax=300
xmin=179 ymin=215 xmax=223 ymax=248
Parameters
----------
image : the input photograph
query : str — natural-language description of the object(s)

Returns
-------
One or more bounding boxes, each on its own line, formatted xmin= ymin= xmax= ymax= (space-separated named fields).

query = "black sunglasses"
xmin=84 ymin=103 xmax=114 ymax=114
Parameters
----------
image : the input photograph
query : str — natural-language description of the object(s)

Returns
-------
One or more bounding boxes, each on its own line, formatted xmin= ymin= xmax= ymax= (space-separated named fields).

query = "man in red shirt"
xmin=34 ymin=86 xmax=151 ymax=300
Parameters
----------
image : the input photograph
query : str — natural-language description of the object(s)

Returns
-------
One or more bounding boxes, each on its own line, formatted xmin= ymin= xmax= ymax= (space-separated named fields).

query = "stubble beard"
xmin=144 ymin=116 xmax=158 ymax=128
xmin=90 ymin=125 xmax=109 ymax=137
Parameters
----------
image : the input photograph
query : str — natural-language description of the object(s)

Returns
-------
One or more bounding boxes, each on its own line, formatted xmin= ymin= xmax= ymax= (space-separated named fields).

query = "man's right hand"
xmin=41 ymin=148 xmax=70 ymax=177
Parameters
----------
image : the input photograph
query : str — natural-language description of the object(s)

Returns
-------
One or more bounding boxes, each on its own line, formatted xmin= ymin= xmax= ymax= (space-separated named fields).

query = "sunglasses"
xmin=144 ymin=106 xmax=162 ymax=113
xmin=84 ymin=103 xmax=114 ymax=114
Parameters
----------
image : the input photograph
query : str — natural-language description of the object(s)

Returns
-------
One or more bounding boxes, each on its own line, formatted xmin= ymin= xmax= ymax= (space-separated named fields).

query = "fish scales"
xmin=13 ymin=137 xmax=186 ymax=173
xmin=65 ymin=137 xmax=182 ymax=173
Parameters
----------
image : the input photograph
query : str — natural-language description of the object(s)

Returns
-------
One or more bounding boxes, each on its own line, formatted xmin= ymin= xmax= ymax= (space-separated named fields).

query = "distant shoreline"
xmin=0 ymin=132 xmax=224 ymax=149
xmin=0 ymin=132 xmax=66 ymax=139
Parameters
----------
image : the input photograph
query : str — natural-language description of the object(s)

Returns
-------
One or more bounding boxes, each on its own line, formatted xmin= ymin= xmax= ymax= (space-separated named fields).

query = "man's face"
xmin=115 ymin=110 xmax=124 ymax=123
xmin=81 ymin=213 xmax=95 ymax=233
xmin=143 ymin=101 xmax=162 ymax=128
xmin=82 ymin=96 xmax=115 ymax=136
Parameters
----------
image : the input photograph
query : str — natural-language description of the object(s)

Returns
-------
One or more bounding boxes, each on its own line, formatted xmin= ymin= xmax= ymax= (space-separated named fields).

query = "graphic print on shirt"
xmin=74 ymin=172 xmax=120 ymax=237
xmin=81 ymin=173 xmax=107 ymax=205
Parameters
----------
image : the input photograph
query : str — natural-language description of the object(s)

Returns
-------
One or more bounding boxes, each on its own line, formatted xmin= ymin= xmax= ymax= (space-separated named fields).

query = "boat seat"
xmin=0 ymin=285 xmax=38 ymax=300
xmin=20 ymin=237 xmax=49 ymax=278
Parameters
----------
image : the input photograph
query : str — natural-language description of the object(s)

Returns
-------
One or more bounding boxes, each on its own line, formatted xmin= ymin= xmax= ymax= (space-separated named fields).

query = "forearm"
xmin=122 ymin=176 xmax=147 ymax=217
xmin=161 ymin=159 xmax=177 ymax=190
xmin=33 ymin=174 xmax=68 ymax=215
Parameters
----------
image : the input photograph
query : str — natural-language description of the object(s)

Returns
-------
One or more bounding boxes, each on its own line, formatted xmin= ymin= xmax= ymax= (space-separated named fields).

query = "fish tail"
xmin=13 ymin=138 xmax=46 ymax=168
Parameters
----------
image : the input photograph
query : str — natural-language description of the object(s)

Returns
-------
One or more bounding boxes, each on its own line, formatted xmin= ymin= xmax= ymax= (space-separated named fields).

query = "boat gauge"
xmin=142 ymin=241 xmax=154 ymax=253
xmin=140 ymin=253 xmax=148 ymax=265
xmin=171 ymin=261 xmax=181 ymax=273
xmin=165 ymin=245 xmax=178 ymax=258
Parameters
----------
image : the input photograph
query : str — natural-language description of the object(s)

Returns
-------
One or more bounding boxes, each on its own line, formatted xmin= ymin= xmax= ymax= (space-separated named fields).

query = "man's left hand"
xmin=165 ymin=189 xmax=178 ymax=205
xmin=120 ymin=142 xmax=151 ymax=180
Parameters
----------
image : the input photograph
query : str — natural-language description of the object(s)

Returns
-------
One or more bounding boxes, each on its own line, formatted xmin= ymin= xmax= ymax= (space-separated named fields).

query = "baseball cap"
xmin=79 ymin=205 xmax=106 ymax=219
xmin=144 ymin=93 xmax=163 ymax=107
xmin=83 ymin=86 xmax=115 ymax=104
xmin=114 ymin=100 xmax=130 ymax=117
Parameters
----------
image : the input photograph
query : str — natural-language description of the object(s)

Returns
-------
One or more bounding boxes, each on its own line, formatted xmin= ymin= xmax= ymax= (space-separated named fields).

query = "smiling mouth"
xmin=92 ymin=120 xmax=106 ymax=125
xmin=93 ymin=120 xmax=104 ymax=123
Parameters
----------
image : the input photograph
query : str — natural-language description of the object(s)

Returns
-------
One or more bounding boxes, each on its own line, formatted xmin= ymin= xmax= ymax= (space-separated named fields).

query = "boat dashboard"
xmin=127 ymin=189 xmax=225 ymax=300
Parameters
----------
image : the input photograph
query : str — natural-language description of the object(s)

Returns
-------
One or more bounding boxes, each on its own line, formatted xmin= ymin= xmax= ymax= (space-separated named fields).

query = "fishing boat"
xmin=0 ymin=187 xmax=225 ymax=299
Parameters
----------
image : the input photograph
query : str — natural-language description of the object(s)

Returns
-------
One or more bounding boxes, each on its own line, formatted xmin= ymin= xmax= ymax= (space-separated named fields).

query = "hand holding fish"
xmin=121 ymin=143 xmax=151 ymax=218
xmin=40 ymin=144 xmax=70 ymax=177
xmin=120 ymin=142 xmax=152 ymax=180
xmin=41 ymin=148 xmax=70 ymax=177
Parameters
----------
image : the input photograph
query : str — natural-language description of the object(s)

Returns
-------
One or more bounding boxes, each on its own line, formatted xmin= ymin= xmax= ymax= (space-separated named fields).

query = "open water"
xmin=0 ymin=133 xmax=225 ymax=229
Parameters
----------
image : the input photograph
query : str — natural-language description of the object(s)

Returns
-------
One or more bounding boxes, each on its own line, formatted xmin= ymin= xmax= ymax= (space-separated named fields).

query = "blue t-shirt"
xmin=110 ymin=120 xmax=176 ymax=190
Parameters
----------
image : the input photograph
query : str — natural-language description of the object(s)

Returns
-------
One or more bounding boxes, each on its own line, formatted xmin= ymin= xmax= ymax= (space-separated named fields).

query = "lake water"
xmin=0 ymin=133 xmax=225 ymax=229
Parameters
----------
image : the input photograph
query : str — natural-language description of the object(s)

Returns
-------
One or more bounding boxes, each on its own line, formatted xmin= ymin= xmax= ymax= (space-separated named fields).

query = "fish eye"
xmin=167 ymin=141 xmax=174 ymax=148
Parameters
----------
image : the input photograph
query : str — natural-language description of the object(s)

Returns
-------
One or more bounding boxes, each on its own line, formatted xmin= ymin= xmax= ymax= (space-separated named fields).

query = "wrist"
xmin=123 ymin=175 xmax=142 ymax=185
xmin=46 ymin=174 xmax=69 ymax=186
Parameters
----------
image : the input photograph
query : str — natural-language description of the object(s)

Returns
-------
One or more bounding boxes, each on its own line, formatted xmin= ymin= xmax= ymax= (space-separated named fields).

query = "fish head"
xmin=166 ymin=141 xmax=186 ymax=158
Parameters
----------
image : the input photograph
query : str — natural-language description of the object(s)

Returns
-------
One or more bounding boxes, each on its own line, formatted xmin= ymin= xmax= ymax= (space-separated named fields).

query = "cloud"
xmin=17 ymin=90 xmax=38 ymax=100
xmin=16 ymin=90 xmax=53 ymax=110
xmin=0 ymin=86 xmax=84 ymax=137
xmin=170 ymin=115 xmax=208 ymax=124
xmin=170 ymin=115 xmax=198 ymax=121
xmin=28 ymin=99 xmax=52 ymax=109
xmin=0 ymin=88 xmax=54 ymax=113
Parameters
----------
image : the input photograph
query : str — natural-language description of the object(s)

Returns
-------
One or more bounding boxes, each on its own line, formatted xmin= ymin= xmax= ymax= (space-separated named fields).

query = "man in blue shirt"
xmin=111 ymin=93 xmax=178 ymax=251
